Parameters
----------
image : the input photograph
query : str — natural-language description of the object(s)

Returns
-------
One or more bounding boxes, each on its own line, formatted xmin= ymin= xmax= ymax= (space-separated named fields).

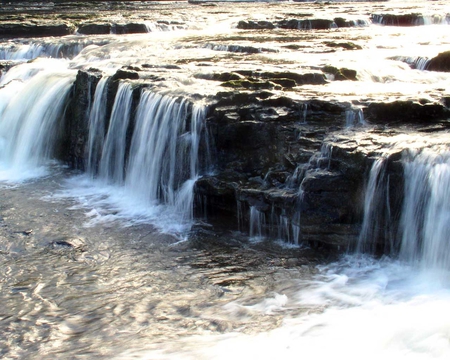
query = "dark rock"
xmin=325 ymin=41 xmax=362 ymax=50
xmin=236 ymin=20 xmax=275 ymax=30
xmin=366 ymin=100 xmax=449 ymax=123
xmin=371 ymin=13 xmax=425 ymax=26
xmin=277 ymin=19 xmax=336 ymax=30
xmin=269 ymin=78 xmax=297 ymax=88
xmin=195 ymin=72 xmax=244 ymax=82
xmin=0 ymin=22 xmax=75 ymax=38
xmin=77 ymin=23 xmax=111 ymax=35
xmin=112 ymin=23 xmax=148 ymax=34
xmin=61 ymin=70 xmax=102 ymax=169
xmin=425 ymin=51 xmax=450 ymax=72
xmin=221 ymin=79 xmax=278 ymax=91
xmin=232 ymin=71 xmax=327 ymax=86
xmin=111 ymin=69 xmax=140 ymax=81
xmin=322 ymin=66 xmax=357 ymax=81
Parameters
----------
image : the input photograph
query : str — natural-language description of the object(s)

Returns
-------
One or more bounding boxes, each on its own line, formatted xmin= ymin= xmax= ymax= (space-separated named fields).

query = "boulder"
xmin=425 ymin=51 xmax=450 ymax=72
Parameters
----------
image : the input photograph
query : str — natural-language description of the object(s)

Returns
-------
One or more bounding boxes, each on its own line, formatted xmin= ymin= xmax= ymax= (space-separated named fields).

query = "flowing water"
xmin=1 ymin=0 xmax=450 ymax=358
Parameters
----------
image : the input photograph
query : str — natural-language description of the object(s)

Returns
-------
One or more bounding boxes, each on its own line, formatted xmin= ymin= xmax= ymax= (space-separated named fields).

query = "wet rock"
xmin=236 ymin=20 xmax=275 ymax=30
xmin=205 ymin=43 xmax=277 ymax=54
xmin=371 ymin=13 xmax=425 ymax=26
xmin=366 ymin=100 xmax=450 ymax=123
xmin=221 ymin=79 xmax=278 ymax=91
xmin=277 ymin=19 xmax=336 ymax=30
xmin=333 ymin=17 xmax=369 ymax=28
xmin=195 ymin=72 xmax=244 ymax=82
xmin=0 ymin=22 xmax=75 ymax=38
xmin=111 ymin=69 xmax=140 ymax=81
xmin=0 ymin=61 xmax=14 ymax=76
xmin=324 ymin=41 xmax=362 ymax=51
xmin=77 ymin=23 xmax=111 ymax=35
xmin=49 ymin=237 xmax=87 ymax=254
xmin=256 ymin=71 xmax=327 ymax=86
xmin=62 ymin=69 xmax=102 ymax=169
xmin=112 ymin=23 xmax=148 ymax=34
xmin=425 ymin=51 xmax=450 ymax=72
xmin=322 ymin=66 xmax=357 ymax=81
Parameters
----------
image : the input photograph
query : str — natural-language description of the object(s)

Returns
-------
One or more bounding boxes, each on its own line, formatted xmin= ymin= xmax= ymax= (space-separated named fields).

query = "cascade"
xmin=125 ymin=90 xmax=206 ymax=219
xmin=357 ymin=147 xmax=450 ymax=269
xmin=0 ymin=63 xmax=75 ymax=180
xmin=0 ymin=41 xmax=93 ymax=61
xmin=97 ymin=82 xmax=134 ymax=184
xmin=83 ymin=79 xmax=209 ymax=226
xmin=86 ymin=76 xmax=109 ymax=175
xmin=356 ymin=157 xmax=394 ymax=254
xmin=399 ymin=148 xmax=450 ymax=269
xmin=249 ymin=206 xmax=266 ymax=240
xmin=345 ymin=108 xmax=366 ymax=128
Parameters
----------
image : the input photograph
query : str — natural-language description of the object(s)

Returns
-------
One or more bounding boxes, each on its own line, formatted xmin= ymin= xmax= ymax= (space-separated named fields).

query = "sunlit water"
xmin=1 ymin=0 xmax=450 ymax=359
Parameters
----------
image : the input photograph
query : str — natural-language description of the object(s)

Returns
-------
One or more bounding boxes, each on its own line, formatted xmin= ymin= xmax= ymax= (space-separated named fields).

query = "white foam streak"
xmin=119 ymin=256 xmax=450 ymax=360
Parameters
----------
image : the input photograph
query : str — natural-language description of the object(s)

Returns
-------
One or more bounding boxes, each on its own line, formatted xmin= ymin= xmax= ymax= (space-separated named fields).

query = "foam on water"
xmin=118 ymin=255 xmax=450 ymax=360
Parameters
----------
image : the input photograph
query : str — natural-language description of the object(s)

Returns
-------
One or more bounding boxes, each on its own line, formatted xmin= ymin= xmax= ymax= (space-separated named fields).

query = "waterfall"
xmin=357 ymin=148 xmax=450 ymax=270
xmin=0 ymin=64 xmax=74 ymax=180
xmin=345 ymin=108 xmax=366 ymax=128
xmin=356 ymin=157 xmax=392 ymax=254
xmin=98 ymin=82 xmax=134 ymax=184
xmin=399 ymin=148 xmax=450 ymax=269
xmin=249 ymin=206 xmax=266 ymax=240
xmin=83 ymin=82 xmax=208 ymax=228
xmin=86 ymin=76 xmax=109 ymax=175
xmin=125 ymin=91 xmax=205 ymax=217
xmin=0 ymin=41 xmax=91 ymax=61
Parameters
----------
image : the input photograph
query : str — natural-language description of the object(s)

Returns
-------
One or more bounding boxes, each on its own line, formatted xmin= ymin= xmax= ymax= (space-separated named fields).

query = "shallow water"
xmin=0 ymin=168 xmax=323 ymax=359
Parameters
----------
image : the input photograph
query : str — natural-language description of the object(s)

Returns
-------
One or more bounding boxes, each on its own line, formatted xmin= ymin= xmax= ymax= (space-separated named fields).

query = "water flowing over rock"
xmin=2 ymin=1 xmax=450 ymax=359
xmin=1 ymin=0 xmax=449 ymax=250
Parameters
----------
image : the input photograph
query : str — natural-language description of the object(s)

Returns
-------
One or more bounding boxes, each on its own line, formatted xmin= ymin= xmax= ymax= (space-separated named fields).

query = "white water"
xmin=54 ymin=87 xmax=208 ymax=235
xmin=0 ymin=60 xmax=75 ymax=181
xmin=399 ymin=149 xmax=450 ymax=270
xmin=98 ymin=82 xmax=134 ymax=184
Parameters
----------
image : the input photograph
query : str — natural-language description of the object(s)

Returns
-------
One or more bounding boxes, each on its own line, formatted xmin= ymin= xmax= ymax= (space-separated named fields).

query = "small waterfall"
xmin=86 ymin=76 xmax=109 ymax=175
xmin=357 ymin=157 xmax=390 ymax=254
xmin=300 ymin=103 xmax=308 ymax=124
xmin=345 ymin=108 xmax=366 ymax=128
xmin=357 ymin=148 xmax=450 ymax=270
xmin=0 ymin=65 xmax=74 ymax=180
xmin=399 ymin=149 xmax=450 ymax=269
xmin=144 ymin=22 xmax=185 ymax=32
xmin=120 ymin=90 xmax=207 ymax=222
xmin=0 ymin=41 xmax=90 ymax=61
xmin=98 ymin=82 xmax=134 ymax=184
xmin=249 ymin=206 xmax=266 ymax=240
xmin=391 ymin=56 xmax=430 ymax=70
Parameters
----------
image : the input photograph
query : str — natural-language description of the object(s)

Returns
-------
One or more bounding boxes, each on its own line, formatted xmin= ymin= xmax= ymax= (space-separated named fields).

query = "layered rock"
xmin=57 ymin=68 xmax=450 ymax=251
